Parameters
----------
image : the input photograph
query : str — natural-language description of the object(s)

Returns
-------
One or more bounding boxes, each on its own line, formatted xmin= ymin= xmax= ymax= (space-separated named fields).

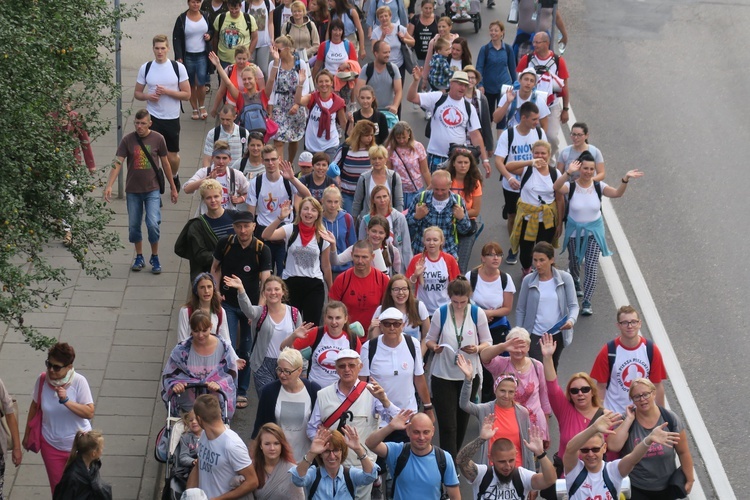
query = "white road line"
xmin=557 ymin=109 xmax=727 ymax=499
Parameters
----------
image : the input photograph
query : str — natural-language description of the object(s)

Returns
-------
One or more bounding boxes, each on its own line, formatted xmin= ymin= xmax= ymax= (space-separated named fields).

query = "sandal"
xmin=191 ymin=108 xmax=200 ymax=120
xmin=236 ymin=396 xmax=249 ymax=409
xmin=199 ymin=106 xmax=208 ymax=120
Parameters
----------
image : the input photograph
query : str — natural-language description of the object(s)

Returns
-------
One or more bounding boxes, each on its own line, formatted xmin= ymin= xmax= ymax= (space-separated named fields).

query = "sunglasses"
xmin=380 ymin=321 xmax=402 ymax=329
xmin=45 ymin=360 xmax=67 ymax=372
xmin=569 ymin=386 xmax=592 ymax=395
xmin=580 ymin=446 xmax=602 ymax=454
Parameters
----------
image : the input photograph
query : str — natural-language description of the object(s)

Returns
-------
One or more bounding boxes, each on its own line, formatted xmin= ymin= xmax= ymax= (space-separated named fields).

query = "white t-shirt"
xmin=247 ymin=1 xmax=275 ymax=47
xmin=419 ymin=91 xmax=481 ymax=157
xmin=323 ymin=40 xmax=351 ymax=73
xmin=247 ymin=174 xmax=299 ymax=226
xmin=448 ymin=57 xmax=463 ymax=72
xmin=275 ymin=385 xmax=313 ymax=461
xmin=498 ymin=91 xmax=551 ymax=129
xmin=177 ymin=306 xmax=232 ymax=344
xmin=305 ymin=96 xmax=340 ymax=152
xmin=360 ymin=335 xmax=424 ymax=411
xmin=372 ymin=303 xmax=429 ymax=341
xmin=567 ymin=181 xmax=609 ymax=226
xmin=565 ymin=459 xmax=624 ymax=500
xmin=136 ymin=60 xmax=189 ymax=119
xmin=266 ymin=308 xmax=294 ymax=358
xmin=495 ymin=126 xmax=548 ymax=192
xmin=281 ymin=224 xmax=330 ymax=280
xmin=431 ymin=197 xmax=449 ymax=212
xmin=465 ymin=271 xmax=515 ymax=310
xmin=309 ymin=332 xmax=354 ymax=388
xmin=518 ymin=167 xmax=555 ymax=221
xmin=34 ymin=373 xmax=93 ymax=450
xmin=281 ymin=6 xmax=292 ymax=26
xmin=533 ymin=279 xmax=560 ymax=335
xmin=468 ymin=463 xmax=535 ymax=500
xmin=186 ymin=166 xmax=251 ymax=215
xmin=197 ymin=429 xmax=253 ymax=498
xmin=418 ymin=255 xmax=450 ymax=314
xmin=185 ymin=17 xmax=209 ymax=53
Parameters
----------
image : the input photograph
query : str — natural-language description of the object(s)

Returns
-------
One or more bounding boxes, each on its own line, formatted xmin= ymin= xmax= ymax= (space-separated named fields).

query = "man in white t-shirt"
xmin=563 ymin=411 xmax=677 ymax=500
xmin=202 ymin=105 xmax=250 ymax=167
xmin=493 ymin=101 xmax=547 ymax=264
xmin=407 ymin=69 xmax=491 ymax=174
xmin=187 ymin=394 xmax=258 ymax=497
xmin=183 ymin=140 xmax=250 ymax=215
xmin=247 ymin=144 xmax=311 ymax=274
xmin=135 ymin=34 xmax=191 ymax=189
xmin=457 ymin=414 xmax=555 ymax=499
xmin=493 ymin=67 xmax=550 ymax=131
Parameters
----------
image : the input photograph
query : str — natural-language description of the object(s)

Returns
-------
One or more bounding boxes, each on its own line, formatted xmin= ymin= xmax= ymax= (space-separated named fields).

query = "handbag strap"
xmin=133 ymin=133 xmax=162 ymax=179
xmin=36 ymin=372 xmax=46 ymax=408
xmin=393 ymin=147 xmax=419 ymax=190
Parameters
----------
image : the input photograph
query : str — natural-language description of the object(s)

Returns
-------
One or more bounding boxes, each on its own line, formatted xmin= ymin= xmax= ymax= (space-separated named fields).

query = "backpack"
xmin=254 ymin=174 xmax=293 ymax=208
xmin=238 ymin=96 xmax=268 ymax=134
xmin=505 ymin=126 xmax=543 ymax=162
xmin=365 ymin=61 xmax=396 ymax=84
xmin=205 ymin=165 xmax=237 ymax=199
xmin=524 ymin=52 xmax=560 ymax=76
xmin=309 ymin=465 xmax=355 ymax=498
xmin=392 ymin=443 xmax=449 ymax=499
xmin=324 ymin=39 xmax=351 ymax=59
xmin=366 ymin=334 xmax=417 ymax=371
xmin=425 ymin=93 xmax=472 ymax=139
xmin=255 ymin=305 xmax=300 ymax=346
xmin=468 ymin=267 xmax=508 ymax=292
xmin=477 ymin=466 xmax=524 ymax=499
xmin=568 ymin=461 xmax=617 ymax=499
xmin=285 ymin=19 xmax=314 ymax=40
xmin=221 ymin=234 xmax=265 ymax=267
xmin=437 ymin=303 xmax=479 ymax=338
xmin=217 ymin=12 xmax=255 ymax=36
xmin=144 ymin=60 xmax=183 ymax=113
xmin=307 ymin=326 xmax=358 ymax=377
xmin=336 ymin=267 xmax=387 ymax=303
xmin=564 ymin=180 xmax=602 ymax=223
xmin=213 ymin=125 xmax=249 ymax=160
xmin=186 ymin=305 xmax=224 ymax=332
xmin=606 ymin=338 xmax=654 ymax=389
xmin=518 ymin=158 xmax=558 ymax=194
xmin=287 ymin=224 xmax=324 ymax=254
xmin=418 ymin=190 xmax=466 ymax=244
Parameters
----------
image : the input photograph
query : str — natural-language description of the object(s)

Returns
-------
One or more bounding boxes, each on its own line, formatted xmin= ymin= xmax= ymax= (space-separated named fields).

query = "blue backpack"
xmin=238 ymin=95 xmax=267 ymax=134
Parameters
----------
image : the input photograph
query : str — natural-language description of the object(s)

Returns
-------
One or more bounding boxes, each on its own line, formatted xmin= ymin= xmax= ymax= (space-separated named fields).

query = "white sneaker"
xmin=507 ymin=0 xmax=519 ymax=23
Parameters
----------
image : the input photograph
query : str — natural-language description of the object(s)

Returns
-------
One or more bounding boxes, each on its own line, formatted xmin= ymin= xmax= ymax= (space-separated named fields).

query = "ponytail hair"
xmin=65 ymin=429 xmax=104 ymax=470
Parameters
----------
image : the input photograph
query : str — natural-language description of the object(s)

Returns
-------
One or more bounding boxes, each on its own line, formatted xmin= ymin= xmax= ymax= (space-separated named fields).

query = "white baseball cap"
xmin=335 ymin=349 xmax=361 ymax=362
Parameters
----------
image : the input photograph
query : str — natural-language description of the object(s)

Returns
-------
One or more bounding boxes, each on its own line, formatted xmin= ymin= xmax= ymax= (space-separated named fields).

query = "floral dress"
xmin=271 ymin=66 xmax=308 ymax=143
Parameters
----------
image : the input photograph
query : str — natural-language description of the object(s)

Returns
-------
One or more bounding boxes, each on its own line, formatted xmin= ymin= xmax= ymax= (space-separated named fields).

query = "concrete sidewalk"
xmin=0 ymin=68 xmax=225 ymax=499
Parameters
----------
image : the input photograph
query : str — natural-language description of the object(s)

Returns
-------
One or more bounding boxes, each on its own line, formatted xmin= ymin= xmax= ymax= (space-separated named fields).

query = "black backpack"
xmin=468 ymin=267 xmax=507 ymax=292
xmin=365 ymin=61 xmax=396 ymax=84
xmin=285 ymin=18 xmax=314 ymax=39
xmin=212 ymin=125 xmax=249 ymax=161
xmin=144 ymin=60 xmax=183 ymax=113
xmin=563 ymin=180 xmax=602 ymax=223
xmin=391 ymin=443 xmax=449 ymax=499
xmin=504 ymin=126 xmax=543 ymax=162
xmin=307 ymin=326 xmax=358 ymax=377
xmin=518 ymin=159 xmax=558 ymax=193
xmin=425 ymin=94 xmax=472 ymax=139
xmin=568 ymin=461 xmax=617 ymax=499
xmin=217 ymin=12 xmax=255 ymax=36
xmin=205 ymin=165 xmax=237 ymax=199
xmin=477 ymin=466 xmax=524 ymax=499
xmin=605 ymin=338 xmax=654 ymax=389
xmin=309 ymin=465 xmax=355 ymax=498
xmin=254 ymin=175 xmax=293 ymax=209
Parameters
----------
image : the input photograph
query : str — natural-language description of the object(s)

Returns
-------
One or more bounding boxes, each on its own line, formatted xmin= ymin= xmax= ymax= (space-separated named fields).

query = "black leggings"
xmin=431 ymin=375 xmax=480 ymax=459
xmin=528 ymin=332 xmax=565 ymax=372
xmin=631 ymin=486 xmax=672 ymax=500
xmin=519 ymin=218 xmax=557 ymax=269
xmin=284 ymin=276 xmax=325 ymax=326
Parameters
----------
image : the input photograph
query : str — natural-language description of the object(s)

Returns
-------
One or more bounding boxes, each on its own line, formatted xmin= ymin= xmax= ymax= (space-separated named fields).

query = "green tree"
xmin=0 ymin=0 xmax=139 ymax=349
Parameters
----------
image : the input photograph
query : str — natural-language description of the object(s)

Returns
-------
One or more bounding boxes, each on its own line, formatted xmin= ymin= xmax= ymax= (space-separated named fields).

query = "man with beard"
xmin=457 ymin=414 xmax=555 ymax=499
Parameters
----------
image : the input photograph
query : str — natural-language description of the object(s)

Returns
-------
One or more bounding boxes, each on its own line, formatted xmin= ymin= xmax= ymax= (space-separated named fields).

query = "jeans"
xmin=126 ymin=190 xmax=161 ymax=244
xmin=223 ymin=303 xmax=252 ymax=396
xmin=266 ymin=240 xmax=287 ymax=277
xmin=427 ymin=153 xmax=448 ymax=173
xmin=341 ymin=192 xmax=355 ymax=215
xmin=184 ymin=51 xmax=208 ymax=86
xmin=402 ymin=190 xmax=422 ymax=209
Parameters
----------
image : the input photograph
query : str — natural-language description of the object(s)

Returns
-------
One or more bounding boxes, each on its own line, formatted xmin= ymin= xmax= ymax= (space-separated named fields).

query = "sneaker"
xmin=505 ymin=249 xmax=518 ymax=265
xmin=131 ymin=254 xmax=145 ymax=272
xmin=149 ymin=255 xmax=162 ymax=275
xmin=507 ymin=0 xmax=519 ymax=23
xmin=487 ymin=0 xmax=495 ymax=6
xmin=581 ymin=300 xmax=593 ymax=316
xmin=574 ymin=278 xmax=583 ymax=298
xmin=174 ymin=174 xmax=181 ymax=194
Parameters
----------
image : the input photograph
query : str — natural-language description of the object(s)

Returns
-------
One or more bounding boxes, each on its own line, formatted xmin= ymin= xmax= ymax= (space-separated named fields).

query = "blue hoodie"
xmin=323 ymin=209 xmax=357 ymax=273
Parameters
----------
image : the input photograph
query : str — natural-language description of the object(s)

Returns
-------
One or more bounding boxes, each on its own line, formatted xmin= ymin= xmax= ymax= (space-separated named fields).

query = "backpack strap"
xmin=468 ymin=267 xmax=480 ymax=291
xmin=567 ymin=464 xmax=590 ymax=498
xmin=239 ymin=156 xmax=249 ymax=173
xmin=605 ymin=339 xmax=617 ymax=389
xmin=255 ymin=173 xmax=263 ymax=201
xmin=238 ymin=126 xmax=249 ymax=158
xmin=222 ymin=234 xmax=237 ymax=257
xmin=658 ymin=405 xmax=677 ymax=432
xmin=602 ymin=464 xmax=618 ymax=499
xmin=367 ymin=337 xmax=378 ymax=371
xmin=470 ymin=304 xmax=479 ymax=329
xmin=437 ymin=304 xmax=449 ymax=343
xmin=255 ymin=305 xmax=269 ymax=332
xmin=477 ymin=465 xmax=494 ymax=499
xmin=343 ymin=466 xmax=355 ymax=498
xmin=243 ymin=12 xmax=254 ymax=33
xmin=511 ymin=468 xmax=525 ymax=498
xmin=504 ymin=126 xmax=515 ymax=162
xmin=391 ymin=443 xmax=413 ymax=498
xmin=309 ymin=467 xmax=323 ymax=498
xmin=213 ymin=125 xmax=221 ymax=144
xmin=365 ymin=63 xmax=374 ymax=83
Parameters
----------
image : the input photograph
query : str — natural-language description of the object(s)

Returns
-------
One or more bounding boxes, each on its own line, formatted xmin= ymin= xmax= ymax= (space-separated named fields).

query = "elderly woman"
xmin=252 ymin=423 xmax=304 ymax=500
xmin=250 ymin=347 xmax=321 ymax=463
xmin=480 ymin=327 xmax=552 ymax=444
xmin=161 ymin=310 xmax=239 ymax=419
xmin=357 ymin=185 xmax=412 ymax=266
xmin=0 ymin=378 xmax=21 ymax=496
xmin=252 ymin=349 xmax=322 ymax=461
xmin=457 ymin=357 xmax=534 ymax=471
xmin=291 ymin=427 xmax=378 ymax=497
xmin=607 ymin=378 xmax=695 ymax=499
xmin=351 ymin=145 xmax=404 ymax=222
xmin=369 ymin=6 xmax=414 ymax=80
xmin=23 ymin=343 xmax=95 ymax=493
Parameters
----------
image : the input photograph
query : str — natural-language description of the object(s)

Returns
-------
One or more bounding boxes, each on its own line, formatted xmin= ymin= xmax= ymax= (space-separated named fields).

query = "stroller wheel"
xmin=474 ymin=16 xmax=481 ymax=32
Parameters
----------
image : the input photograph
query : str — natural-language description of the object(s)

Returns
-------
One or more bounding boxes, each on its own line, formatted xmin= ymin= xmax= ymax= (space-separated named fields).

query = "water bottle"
xmin=557 ymin=31 xmax=566 ymax=55
xmin=507 ymin=0 xmax=519 ymax=23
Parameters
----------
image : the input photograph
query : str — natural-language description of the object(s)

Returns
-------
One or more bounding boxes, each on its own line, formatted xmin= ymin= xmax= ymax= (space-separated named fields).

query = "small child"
xmin=296 ymin=151 xmax=314 ymax=178
xmin=451 ymin=0 xmax=471 ymax=19
xmin=174 ymin=411 xmax=202 ymax=481
xmin=299 ymin=152 xmax=339 ymax=202
xmin=428 ymin=38 xmax=453 ymax=91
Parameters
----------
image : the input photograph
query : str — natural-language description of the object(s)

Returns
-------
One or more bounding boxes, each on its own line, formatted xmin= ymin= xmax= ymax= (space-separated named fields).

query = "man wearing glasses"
xmin=589 ymin=305 xmax=666 ymax=415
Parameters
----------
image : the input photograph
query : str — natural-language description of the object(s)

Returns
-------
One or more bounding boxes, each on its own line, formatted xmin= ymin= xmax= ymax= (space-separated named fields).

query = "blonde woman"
xmin=351 ymin=145 xmax=404 ymax=221
xmin=281 ymin=1 xmax=320 ymax=59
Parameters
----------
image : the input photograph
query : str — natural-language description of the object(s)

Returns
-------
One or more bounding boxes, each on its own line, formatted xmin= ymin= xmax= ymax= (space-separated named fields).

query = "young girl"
xmin=351 ymin=145 xmax=404 ymax=221
xmin=177 ymin=272 xmax=230 ymax=343
xmin=370 ymin=274 xmax=430 ymax=351
xmin=348 ymin=86 xmax=389 ymax=144
xmin=358 ymin=185 xmax=412 ymax=267
xmin=333 ymin=120 xmax=376 ymax=213
xmin=447 ymin=149 xmax=484 ymax=273
xmin=405 ymin=226 xmax=460 ymax=315
xmin=386 ymin=121 xmax=430 ymax=208
xmin=299 ymin=152 xmax=338 ymax=202
xmin=174 ymin=411 xmax=202 ymax=482
xmin=321 ymin=185 xmax=357 ymax=275
xmin=209 ymin=47 xmax=266 ymax=116
xmin=328 ymin=215 xmax=401 ymax=277
xmin=53 ymin=430 xmax=112 ymax=500
xmin=211 ymin=52 xmax=269 ymax=128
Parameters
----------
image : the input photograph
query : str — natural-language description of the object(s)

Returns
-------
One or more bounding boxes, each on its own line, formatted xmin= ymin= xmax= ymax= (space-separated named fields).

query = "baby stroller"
xmin=444 ymin=0 xmax=482 ymax=33
xmin=154 ymin=383 xmax=229 ymax=500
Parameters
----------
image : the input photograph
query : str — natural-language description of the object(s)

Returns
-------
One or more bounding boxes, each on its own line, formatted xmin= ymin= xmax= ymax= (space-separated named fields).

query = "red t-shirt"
xmin=329 ymin=268 xmax=389 ymax=330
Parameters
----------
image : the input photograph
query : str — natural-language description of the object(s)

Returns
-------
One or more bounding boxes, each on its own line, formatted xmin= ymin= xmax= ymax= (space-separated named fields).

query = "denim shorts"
xmin=184 ymin=51 xmax=208 ymax=86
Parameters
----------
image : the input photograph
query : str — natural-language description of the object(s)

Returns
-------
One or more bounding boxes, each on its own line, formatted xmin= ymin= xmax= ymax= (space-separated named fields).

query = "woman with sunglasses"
xmin=251 ymin=348 xmax=322 ymax=461
xmin=23 ymin=343 xmax=95 ymax=494
xmin=456 ymin=357 xmax=534 ymax=471
xmin=606 ymin=378 xmax=695 ymax=499
xmin=537 ymin=333 xmax=605 ymax=500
